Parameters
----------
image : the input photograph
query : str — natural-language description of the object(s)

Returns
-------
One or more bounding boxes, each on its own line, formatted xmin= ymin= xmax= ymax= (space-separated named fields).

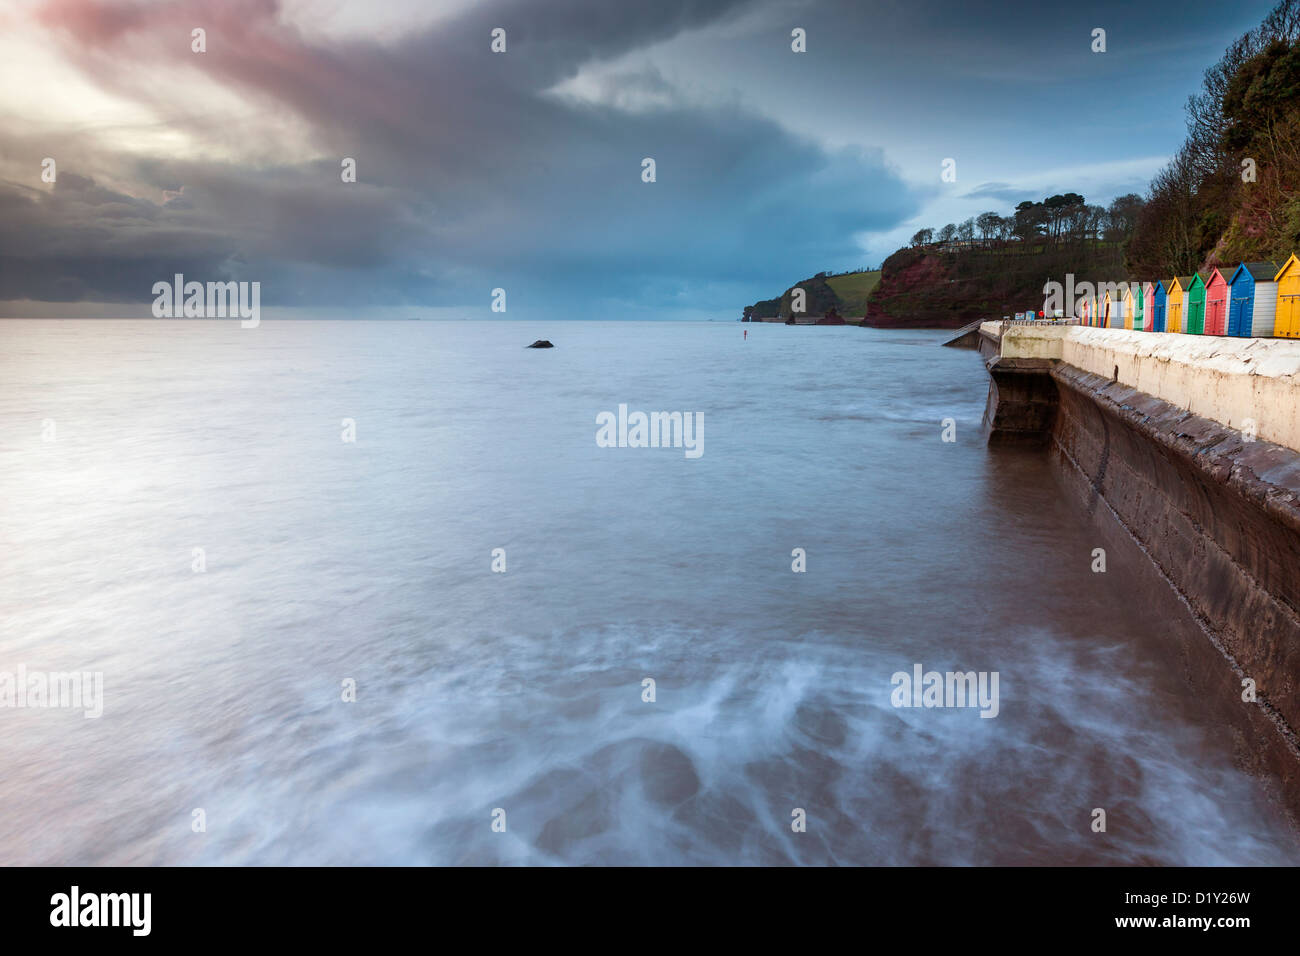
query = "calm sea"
xmin=0 ymin=319 xmax=1294 ymax=864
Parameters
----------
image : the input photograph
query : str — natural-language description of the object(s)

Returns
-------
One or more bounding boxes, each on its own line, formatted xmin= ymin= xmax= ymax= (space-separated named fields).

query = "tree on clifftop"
xmin=906 ymin=192 xmax=1124 ymax=254
xmin=1041 ymin=193 xmax=1085 ymax=240
xmin=1104 ymin=194 xmax=1145 ymax=243
xmin=1012 ymin=202 xmax=1044 ymax=242
xmin=976 ymin=212 xmax=1001 ymax=245
xmin=1129 ymin=0 xmax=1300 ymax=273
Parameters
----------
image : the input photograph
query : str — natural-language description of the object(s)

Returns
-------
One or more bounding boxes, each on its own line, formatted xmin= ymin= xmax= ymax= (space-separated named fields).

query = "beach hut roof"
xmin=1231 ymin=261 xmax=1280 ymax=283
xmin=1179 ymin=274 xmax=1203 ymax=290
xmin=1162 ymin=278 xmax=1176 ymax=292
xmin=1276 ymin=254 xmax=1300 ymax=281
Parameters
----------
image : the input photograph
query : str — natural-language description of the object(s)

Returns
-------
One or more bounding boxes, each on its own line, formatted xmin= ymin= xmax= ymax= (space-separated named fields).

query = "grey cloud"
xmin=4 ymin=0 xmax=924 ymax=313
xmin=960 ymin=182 xmax=1035 ymax=204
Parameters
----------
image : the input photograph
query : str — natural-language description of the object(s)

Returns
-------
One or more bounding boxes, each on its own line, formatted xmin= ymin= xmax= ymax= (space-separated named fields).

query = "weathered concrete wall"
xmin=1050 ymin=366 xmax=1300 ymax=811
xmin=985 ymin=324 xmax=1300 ymax=452
xmin=981 ymin=322 xmax=1065 ymax=362
xmin=977 ymin=326 xmax=1000 ymax=362
xmin=939 ymin=320 xmax=984 ymax=349
xmin=981 ymin=357 xmax=1058 ymax=446
xmin=976 ymin=323 xmax=1300 ymax=820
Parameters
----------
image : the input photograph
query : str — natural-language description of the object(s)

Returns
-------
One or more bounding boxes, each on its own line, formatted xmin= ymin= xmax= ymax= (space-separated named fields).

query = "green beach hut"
xmin=1181 ymin=273 xmax=1207 ymax=334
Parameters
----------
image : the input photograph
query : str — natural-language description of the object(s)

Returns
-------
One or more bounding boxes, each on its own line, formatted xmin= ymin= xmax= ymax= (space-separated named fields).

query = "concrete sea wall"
xmin=991 ymin=324 xmax=1300 ymax=451
xmin=980 ymin=324 xmax=1300 ymax=820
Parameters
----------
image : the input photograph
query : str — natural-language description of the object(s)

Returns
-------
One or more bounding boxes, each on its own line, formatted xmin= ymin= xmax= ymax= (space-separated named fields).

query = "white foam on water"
xmin=0 ymin=320 xmax=1294 ymax=865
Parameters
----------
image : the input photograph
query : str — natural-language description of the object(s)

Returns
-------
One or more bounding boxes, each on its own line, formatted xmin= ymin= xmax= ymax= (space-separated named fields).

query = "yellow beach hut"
xmin=1276 ymin=255 xmax=1300 ymax=339
xmin=1167 ymin=277 xmax=1185 ymax=333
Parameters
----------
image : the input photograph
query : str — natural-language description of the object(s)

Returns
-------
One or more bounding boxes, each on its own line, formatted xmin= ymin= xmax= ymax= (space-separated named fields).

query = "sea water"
xmin=0 ymin=319 xmax=1294 ymax=865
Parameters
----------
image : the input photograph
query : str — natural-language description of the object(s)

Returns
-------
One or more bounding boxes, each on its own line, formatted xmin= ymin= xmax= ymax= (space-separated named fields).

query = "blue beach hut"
xmin=1227 ymin=262 xmax=1282 ymax=338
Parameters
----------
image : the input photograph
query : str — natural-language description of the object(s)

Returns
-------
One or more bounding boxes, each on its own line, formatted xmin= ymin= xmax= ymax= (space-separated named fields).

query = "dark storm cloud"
xmin=4 ymin=0 xmax=921 ymax=314
xmin=16 ymin=0 xmax=1270 ymax=315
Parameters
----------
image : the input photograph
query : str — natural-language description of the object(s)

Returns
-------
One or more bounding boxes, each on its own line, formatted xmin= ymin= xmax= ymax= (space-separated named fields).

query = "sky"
xmin=0 ymin=0 xmax=1281 ymax=320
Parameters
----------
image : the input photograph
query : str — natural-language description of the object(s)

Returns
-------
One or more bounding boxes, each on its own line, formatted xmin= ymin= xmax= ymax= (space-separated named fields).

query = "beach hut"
xmin=1149 ymin=280 xmax=1168 ymax=332
xmin=1276 ymin=255 xmax=1300 ymax=339
xmin=1134 ymin=282 xmax=1146 ymax=331
xmin=1142 ymin=281 xmax=1158 ymax=331
xmin=1181 ymin=274 xmax=1205 ymax=333
xmin=1079 ymin=294 xmax=1091 ymax=326
xmin=1103 ymin=288 xmax=1117 ymax=328
xmin=1181 ymin=273 xmax=1206 ymax=334
xmin=1204 ymin=267 xmax=1230 ymax=336
xmin=1122 ymin=285 xmax=1136 ymax=330
xmin=1167 ymin=277 xmax=1184 ymax=333
xmin=1227 ymin=262 xmax=1281 ymax=338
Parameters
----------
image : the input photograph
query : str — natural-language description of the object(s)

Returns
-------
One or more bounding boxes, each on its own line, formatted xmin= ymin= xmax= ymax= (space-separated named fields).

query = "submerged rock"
xmin=526 ymin=339 xmax=554 ymax=349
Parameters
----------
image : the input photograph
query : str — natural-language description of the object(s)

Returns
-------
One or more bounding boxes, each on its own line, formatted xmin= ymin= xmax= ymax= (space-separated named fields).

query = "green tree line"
xmin=1127 ymin=0 xmax=1300 ymax=275
xmin=910 ymin=193 xmax=1143 ymax=252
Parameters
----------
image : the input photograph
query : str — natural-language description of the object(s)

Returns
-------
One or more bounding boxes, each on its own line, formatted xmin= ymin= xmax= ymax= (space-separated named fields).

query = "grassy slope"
xmin=825 ymin=271 xmax=882 ymax=317
xmin=746 ymin=269 xmax=881 ymax=321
